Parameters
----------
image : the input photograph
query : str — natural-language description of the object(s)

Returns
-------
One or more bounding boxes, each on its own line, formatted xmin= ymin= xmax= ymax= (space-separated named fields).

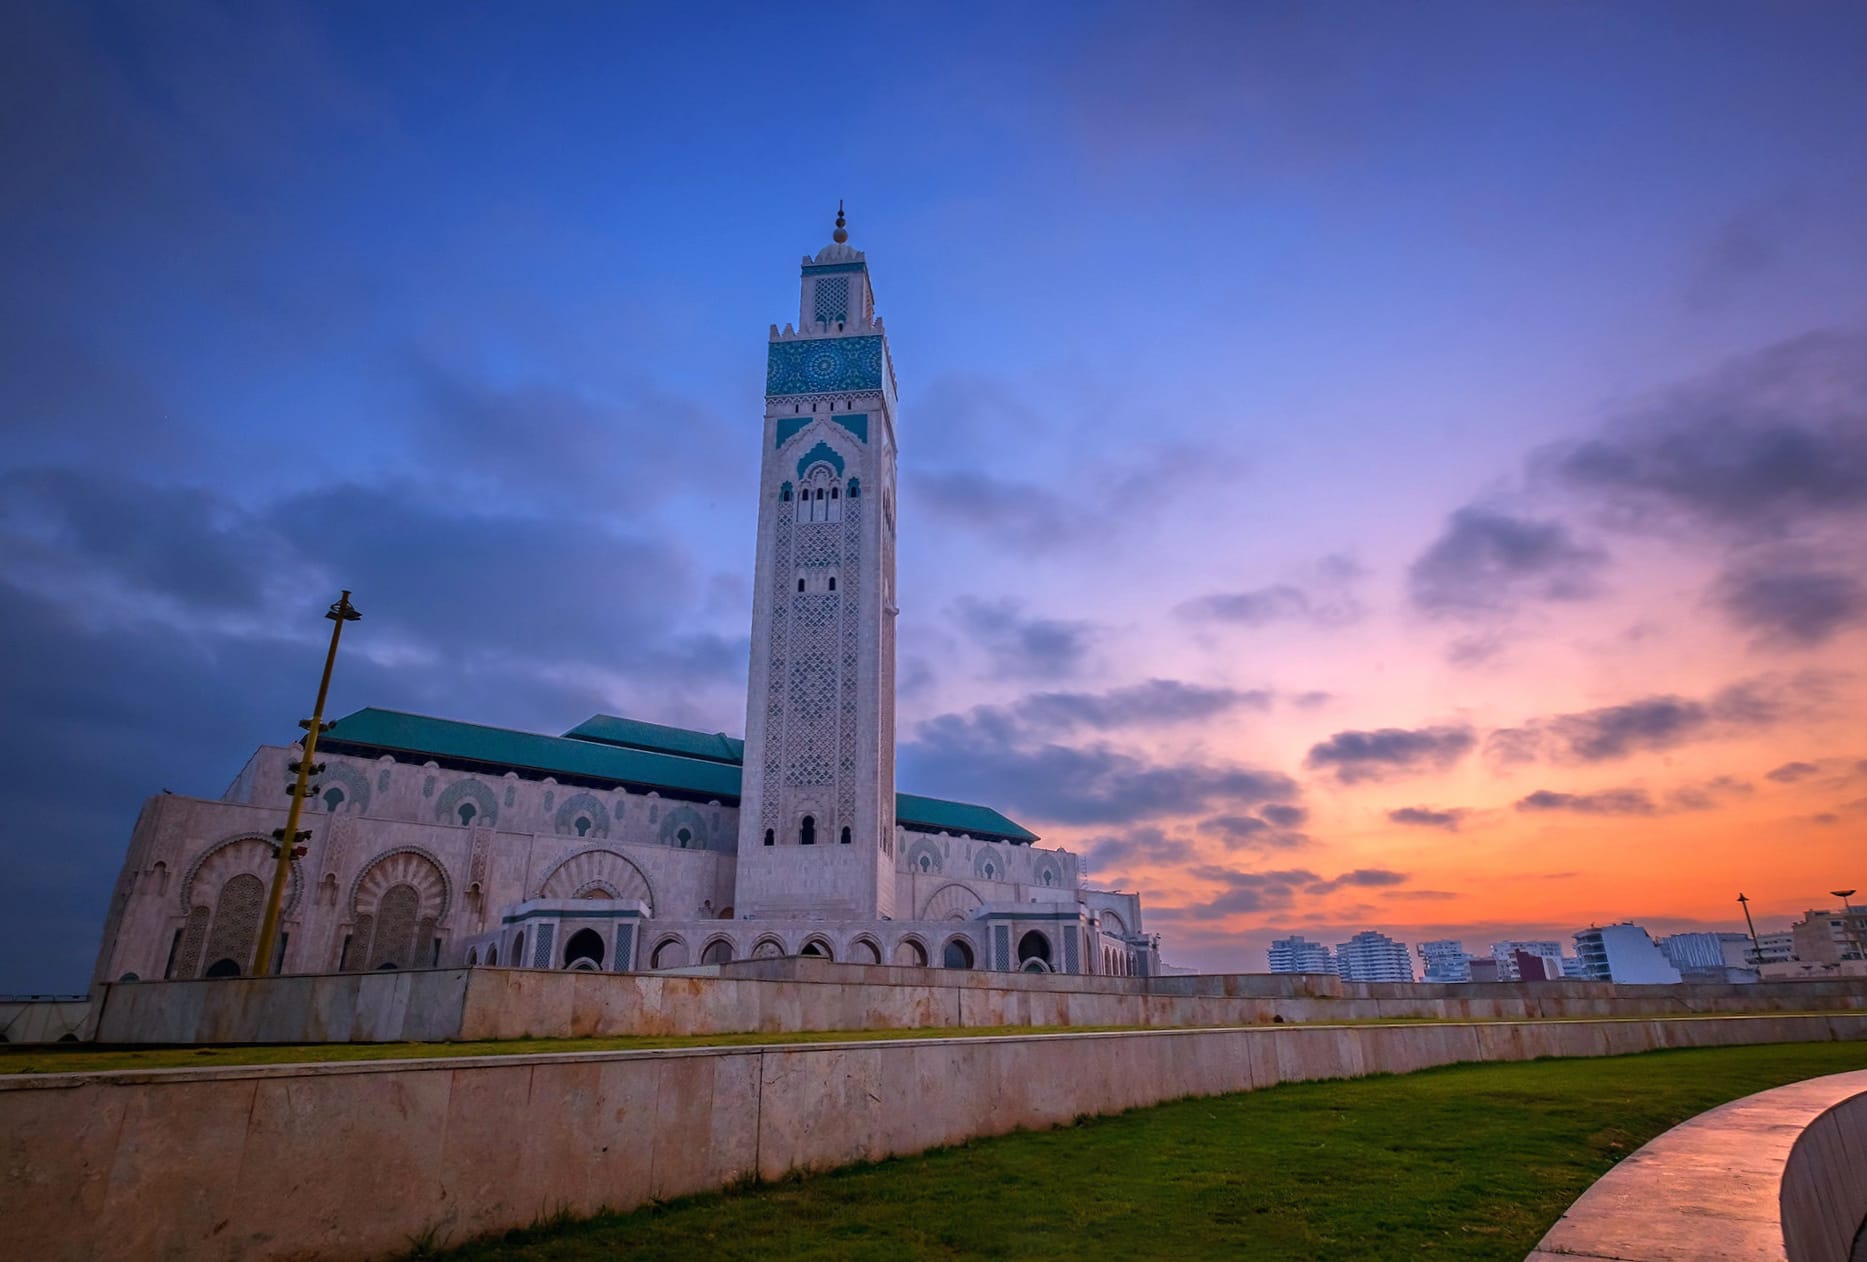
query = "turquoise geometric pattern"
xmin=801 ymin=261 xmax=867 ymax=275
xmin=767 ymin=336 xmax=884 ymax=396
xmin=774 ymin=412 xmax=869 ymax=450
xmin=797 ymin=440 xmax=845 ymax=478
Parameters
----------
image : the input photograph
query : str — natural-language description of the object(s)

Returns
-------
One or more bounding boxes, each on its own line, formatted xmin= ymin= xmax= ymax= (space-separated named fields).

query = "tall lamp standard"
xmin=1737 ymin=893 xmax=1763 ymax=969
xmin=1831 ymin=889 xmax=1861 ymax=962
xmin=251 ymin=591 xmax=362 ymax=977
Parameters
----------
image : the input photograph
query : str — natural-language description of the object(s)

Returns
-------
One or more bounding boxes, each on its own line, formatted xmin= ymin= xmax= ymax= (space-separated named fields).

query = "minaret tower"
xmin=735 ymin=205 xmax=899 ymax=920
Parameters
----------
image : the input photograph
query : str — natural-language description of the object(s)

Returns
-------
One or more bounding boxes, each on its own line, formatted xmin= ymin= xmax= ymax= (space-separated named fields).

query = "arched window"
xmin=701 ymin=939 xmax=733 ymax=965
xmin=780 ymin=482 xmax=793 ymax=502
xmin=467 ymin=948 xmax=479 ymax=967
xmin=830 ymin=487 xmax=839 ymax=500
xmin=323 ymin=786 xmax=346 ymax=812
xmin=763 ymin=828 xmax=774 ymax=846
xmin=840 ymin=825 xmax=851 ymax=845
xmin=797 ymin=577 xmax=806 ymax=592
xmin=514 ymin=931 xmax=525 ymax=967
xmin=457 ymin=801 xmax=476 ymax=826
xmin=487 ymin=945 xmax=498 ymax=966
xmin=942 ymin=938 xmax=974 ymax=970
xmin=799 ymin=815 xmax=816 ymax=846
xmin=563 ymin=928 xmax=604 ymax=970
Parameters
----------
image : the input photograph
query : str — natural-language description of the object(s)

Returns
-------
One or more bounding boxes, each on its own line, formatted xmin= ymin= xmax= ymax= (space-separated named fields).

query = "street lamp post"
xmin=1736 ymin=893 xmax=1763 ymax=970
xmin=251 ymin=591 xmax=362 ymax=977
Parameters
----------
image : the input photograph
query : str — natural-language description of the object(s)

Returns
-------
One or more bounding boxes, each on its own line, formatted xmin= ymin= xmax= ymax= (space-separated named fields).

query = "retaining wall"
xmin=1528 ymin=1067 xmax=1867 ymax=1262
xmin=5 ymin=1013 xmax=1866 ymax=1261
xmin=82 ymin=963 xmax=1867 ymax=1045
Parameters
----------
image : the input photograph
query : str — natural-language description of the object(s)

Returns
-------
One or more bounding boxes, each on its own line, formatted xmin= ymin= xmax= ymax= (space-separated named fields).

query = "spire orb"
xmin=833 ymin=199 xmax=848 ymax=244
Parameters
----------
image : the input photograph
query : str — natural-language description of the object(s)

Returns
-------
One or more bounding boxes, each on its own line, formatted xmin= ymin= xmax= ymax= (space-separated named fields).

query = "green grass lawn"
xmin=420 ymin=1040 xmax=1867 ymax=1262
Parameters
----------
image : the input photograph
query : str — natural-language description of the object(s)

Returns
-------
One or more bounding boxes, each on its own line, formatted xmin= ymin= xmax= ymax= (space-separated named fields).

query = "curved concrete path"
xmin=1528 ymin=1067 xmax=1867 ymax=1262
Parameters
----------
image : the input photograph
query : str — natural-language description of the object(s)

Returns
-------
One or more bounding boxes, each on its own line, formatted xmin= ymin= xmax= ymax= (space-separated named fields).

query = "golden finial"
xmin=833 ymin=199 xmax=848 ymax=244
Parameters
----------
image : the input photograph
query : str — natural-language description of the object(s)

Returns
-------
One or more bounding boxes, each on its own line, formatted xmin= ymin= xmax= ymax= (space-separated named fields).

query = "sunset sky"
xmin=3 ymin=3 xmax=1865 ymax=990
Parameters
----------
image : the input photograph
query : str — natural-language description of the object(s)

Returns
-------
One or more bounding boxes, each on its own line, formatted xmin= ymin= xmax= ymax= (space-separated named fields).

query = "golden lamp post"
xmin=251 ymin=590 xmax=362 ymax=977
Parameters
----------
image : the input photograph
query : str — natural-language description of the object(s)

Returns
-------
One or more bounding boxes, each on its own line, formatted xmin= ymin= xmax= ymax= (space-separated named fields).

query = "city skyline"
xmin=4 ymin=4 xmax=1866 ymax=989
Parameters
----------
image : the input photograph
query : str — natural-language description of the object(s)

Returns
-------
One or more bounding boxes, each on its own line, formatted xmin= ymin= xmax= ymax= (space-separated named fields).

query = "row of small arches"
xmin=762 ymin=815 xmax=851 ymax=846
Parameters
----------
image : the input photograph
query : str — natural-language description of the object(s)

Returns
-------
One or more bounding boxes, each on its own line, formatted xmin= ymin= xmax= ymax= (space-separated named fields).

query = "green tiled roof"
xmin=320 ymin=708 xmax=742 ymax=801
xmin=318 ymin=707 xmax=1039 ymax=843
xmin=562 ymin=715 xmax=744 ymax=765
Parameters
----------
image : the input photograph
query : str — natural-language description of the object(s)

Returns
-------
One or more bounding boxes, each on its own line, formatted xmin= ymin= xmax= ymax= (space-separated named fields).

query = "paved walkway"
xmin=1528 ymin=1067 xmax=1867 ymax=1262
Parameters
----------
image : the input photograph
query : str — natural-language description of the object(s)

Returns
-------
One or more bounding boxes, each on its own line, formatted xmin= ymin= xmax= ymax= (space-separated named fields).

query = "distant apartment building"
xmin=1336 ymin=931 xmax=1415 ymax=983
xmin=1417 ymin=938 xmax=1471 ymax=982
xmin=1755 ymin=931 xmax=1795 ymax=965
xmin=1660 ymin=932 xmax=1755 ymax=972
xmin=1267 ymin=935 xmax=1335 ymax=974
xmin=1790 ymin=906 xmax=1867 ymax=965
xmin=1572 ymin=923 xmax=1682 ymax=984
xmin=1560 ymin=956 xmax=1589 ymax=980
xmin=1491 ymin=940 xmax=1565 ymax=982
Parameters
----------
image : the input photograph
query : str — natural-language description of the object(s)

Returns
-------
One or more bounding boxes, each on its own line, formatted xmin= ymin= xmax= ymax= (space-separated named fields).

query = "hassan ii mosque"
xmin=90 ymin=212 xmax=1160 ymax=987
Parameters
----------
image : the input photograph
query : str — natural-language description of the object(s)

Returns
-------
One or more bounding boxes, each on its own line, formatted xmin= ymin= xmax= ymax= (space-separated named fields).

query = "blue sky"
xmin=3 ymin=2 xmax=1866 ymax=990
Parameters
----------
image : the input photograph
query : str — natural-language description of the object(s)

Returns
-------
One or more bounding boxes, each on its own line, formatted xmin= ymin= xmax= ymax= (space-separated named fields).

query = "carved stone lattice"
xmin=201 ymin=873 xmax=264 ymax=973
xmin=368 ymin=883 xmax=420 ymax=970
xmin=172 ymin=906 xmax=209 ymax=979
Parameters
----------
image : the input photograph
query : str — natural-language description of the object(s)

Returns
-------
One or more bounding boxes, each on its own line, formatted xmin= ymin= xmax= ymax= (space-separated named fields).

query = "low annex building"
xmin=90 ymin=213 xmax=1157 ymax=986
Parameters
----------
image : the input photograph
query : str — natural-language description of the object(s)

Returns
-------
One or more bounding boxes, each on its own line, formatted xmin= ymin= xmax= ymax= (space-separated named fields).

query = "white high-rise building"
xmin=1660 ymin=932 xmax=1754 ymax=972
xmin=1336 ymin=931 xmax=1415 ymax=983
xmin=1267 ymin=935 xmax=1334 ymax=974
xmin=1418 ymin=938 xmax=1471 ymax=982
xmin=1572 ymin=924 xmax=1681 ymax=984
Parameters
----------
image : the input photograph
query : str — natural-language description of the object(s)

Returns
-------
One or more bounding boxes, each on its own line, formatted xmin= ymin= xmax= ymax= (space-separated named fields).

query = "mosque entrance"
xmin=1017 ymin=931 xmax=1052 ymax=971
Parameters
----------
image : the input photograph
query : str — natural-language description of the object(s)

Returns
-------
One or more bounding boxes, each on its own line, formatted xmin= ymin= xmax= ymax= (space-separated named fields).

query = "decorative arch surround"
xmin=313 ymin=762 xmax=372 ymax=815
xmin=904 ymin=837 xmax=943 ymax=875
xmin=699 ymin=937 xmax=734 ymax=966
xmin=972 ymin=847 xmax=1007 ymax=882
xmin=849 ymin=936 xmax=882 ymax=965
xmin=1017 ymin=929 xmax=1054 ymax=969
xmin=538 ymin=849 xmax=655 ymax=914
xmin=941 ymin=935 xmax=978 ymax=970
xmin=553 ymin=793 xmax=611 ymax=839
xmin=1032 ymin=855 xmax=1062 ymax=888
xmin=350 ymin=848 xmax=451 ymax=924
xmin=1101 ymin=909 xmax=1129 ymax=937
xmin=750 ymin=935 xmax=787 ymax=959
xmin=799 ymin=936 xmax=834 ymax=961
xmin=435 ymin=778 xmax=498 ymax=828
xmin=562 ymin=927 xmax=605 ymax=969
xmin=181 ymin=835 xmax=304 ymax=918
xmin=892 ymin=936 xmax=929 ymax=967
xmin=921 ymin=882 xmax=983 ymax=921
xmin=649 ymin=936 xmax=688 ymax=969
xmin=657 ymin=804 xmax=708 ymax=851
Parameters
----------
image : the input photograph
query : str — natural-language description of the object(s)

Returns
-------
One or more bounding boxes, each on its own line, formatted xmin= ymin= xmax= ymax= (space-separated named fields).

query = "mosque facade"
xmin=89 ymin=216 xmax=1158 ymax=986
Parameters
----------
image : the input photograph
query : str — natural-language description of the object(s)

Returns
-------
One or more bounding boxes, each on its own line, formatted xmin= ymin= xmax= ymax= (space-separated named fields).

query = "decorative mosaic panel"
xmin=993 ymin=925 xmax=1011 ymax=972
xmin=613 ymin=923 xmax=635 ymax=971
xmin=532 ymin=923 xmax=556 ymax=968
xmin=795 ymin=440 xmax=845 ymax=479
xmin=435 ymin=778 xmax=497 ymax=827
xmin=554 ymin=792 xmax=611 ymax=839
xmin=1064 ymin=931 xmax=1080 ymax=974
xmin=766 ymin=336 xmax=884 ymax=396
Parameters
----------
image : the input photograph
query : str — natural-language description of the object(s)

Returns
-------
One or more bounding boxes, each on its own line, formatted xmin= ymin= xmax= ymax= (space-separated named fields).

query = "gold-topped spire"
xmin=832 ymin=199 xmax=848 ymax=244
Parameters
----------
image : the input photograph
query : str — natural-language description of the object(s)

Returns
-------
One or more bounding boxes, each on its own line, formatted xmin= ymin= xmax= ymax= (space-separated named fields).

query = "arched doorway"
xmin=892 ymin=938 xmax=928 ymax=967
xmin=651 ymin=937 xmax=688 ymax=969
xmin=1017 ymin=930 xmax=1052 ymax=970
xmin=563 ymin=928 xmax=604 ymax=970
xmin=800 ymin=938 xmax=832 ymax=960
xmin=942 ymin=937 xmax=974 ymax=970
xmin=700 ymin=939 xmax=733 ymax=965
xmin=203 ymin=957 xmax=241 ymax=978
